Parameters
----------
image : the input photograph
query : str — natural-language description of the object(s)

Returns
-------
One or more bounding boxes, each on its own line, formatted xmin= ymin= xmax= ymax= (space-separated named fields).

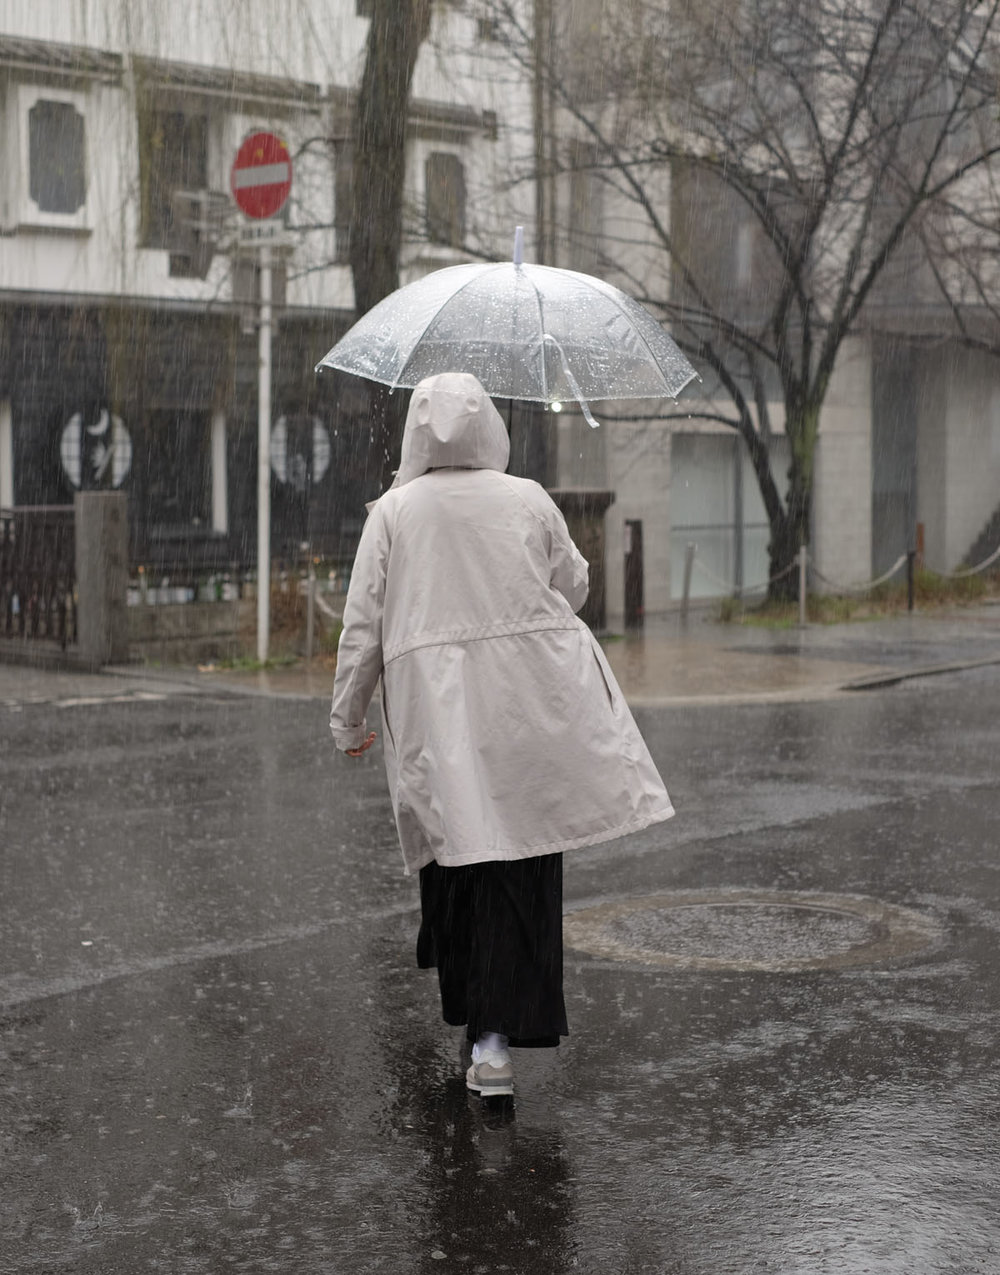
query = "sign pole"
xmin=257 ymin=241 xmax=273 ymax=662
xmin=230 ymin=130 xmax=292 ymax=665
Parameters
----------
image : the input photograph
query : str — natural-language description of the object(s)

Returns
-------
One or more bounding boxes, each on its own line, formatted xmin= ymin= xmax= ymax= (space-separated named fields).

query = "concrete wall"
xmin=908 ymin=341 xmax=1000 ymax=572
xmin=942 ymin=347 xmax=1000 ymax=569
xmin=547 ymin=403 xmax=677 ymax=630
xmin=596 ymin=328 xmax=995 ymax=614
xmin=554 ymin=410 xmax=607 ymax=491
xmin=812 ymin=336 xmax=873 ymax=590
xmin=604 ymin=412 xmax=673 ymax=626
xmin=606 ymin=333 xmax=873 ymax=606
xmin=914 ymin=346 xmax=950 ymax=572
xmin=128 ymin=598 xmax=255 ymax=665
xmin=74 ymin=490 xmax=128 ymax=666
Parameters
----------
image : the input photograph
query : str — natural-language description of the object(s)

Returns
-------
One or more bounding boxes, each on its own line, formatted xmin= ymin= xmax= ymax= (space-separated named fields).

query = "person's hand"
xmin=346 ymin=731 xmax=377 ymax=757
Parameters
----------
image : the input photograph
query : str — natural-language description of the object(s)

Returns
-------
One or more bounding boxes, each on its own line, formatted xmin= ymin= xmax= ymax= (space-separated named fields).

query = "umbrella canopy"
xmin=316 ymin=233 xmax=697 ymax=426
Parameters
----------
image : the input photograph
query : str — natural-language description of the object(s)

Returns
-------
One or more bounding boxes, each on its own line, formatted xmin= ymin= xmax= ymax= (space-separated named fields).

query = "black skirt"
xmin=417 ymin=853 xmax=568 ymax=1048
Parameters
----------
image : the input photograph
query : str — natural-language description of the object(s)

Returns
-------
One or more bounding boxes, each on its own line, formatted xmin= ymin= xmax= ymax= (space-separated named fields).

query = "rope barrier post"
xmin=798 ymin=545 xmax=808 ymax=627
xmin=907 ymin=550 xmax=916 ymax=612
xmin=681 ymin=542 xmax=695 ymax=620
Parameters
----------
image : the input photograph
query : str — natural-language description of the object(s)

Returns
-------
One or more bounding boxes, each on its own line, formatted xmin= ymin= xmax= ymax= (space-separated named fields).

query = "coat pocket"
xmin=587 ymin=635 xmax=619 ymax=714
xmin=379 ymin=674 xmax=398 ymax=752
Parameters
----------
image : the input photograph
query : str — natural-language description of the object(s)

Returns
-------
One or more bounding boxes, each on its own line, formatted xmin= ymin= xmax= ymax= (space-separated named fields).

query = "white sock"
xmin=473 ymin=1032 xmax=509 ymax=1061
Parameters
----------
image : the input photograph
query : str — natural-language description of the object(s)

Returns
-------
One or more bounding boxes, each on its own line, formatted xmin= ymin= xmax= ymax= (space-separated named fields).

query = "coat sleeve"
xmin=545 ymin=499 xmax=589 ymax=614
xmin=330 ymin=503 xmax=390 ymax=751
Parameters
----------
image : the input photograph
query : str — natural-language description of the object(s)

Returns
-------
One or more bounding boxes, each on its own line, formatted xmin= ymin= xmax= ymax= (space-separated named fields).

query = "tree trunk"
xmin=350 ymin=0 xmax=432 ymax=488
xmin=767 ymin=399 xmax=819 ymax=602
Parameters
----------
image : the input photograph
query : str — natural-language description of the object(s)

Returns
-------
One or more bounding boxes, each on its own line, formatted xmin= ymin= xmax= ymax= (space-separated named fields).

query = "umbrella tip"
xmin=513 ymin=225 xmax=524 ymax=267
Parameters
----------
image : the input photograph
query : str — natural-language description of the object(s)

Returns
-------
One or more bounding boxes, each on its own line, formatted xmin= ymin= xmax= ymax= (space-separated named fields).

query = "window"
xmin=425 ymin=152 xmax=466 ymax=248
xmin=671 ymin=432 xmax=787 ymax=599
xmin=28 ymin=99 xmax=86 ymax=214
xmin=4 ymin=84 xmax=91 ymax=232
xmin=139 ymin=107 xmax=208 ymax=248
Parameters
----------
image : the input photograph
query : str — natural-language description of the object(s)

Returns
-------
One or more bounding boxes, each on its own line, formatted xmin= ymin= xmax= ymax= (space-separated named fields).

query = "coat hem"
xmin=399 ymin=802 xmax=676 ymax=876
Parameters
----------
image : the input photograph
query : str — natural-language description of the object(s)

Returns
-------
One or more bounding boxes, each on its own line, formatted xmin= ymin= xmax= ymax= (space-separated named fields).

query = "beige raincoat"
xmin=330 ymin=372 xmax=674 ymax=874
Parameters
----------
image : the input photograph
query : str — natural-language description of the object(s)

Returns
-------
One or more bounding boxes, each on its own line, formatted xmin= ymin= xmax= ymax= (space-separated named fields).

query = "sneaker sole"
xmin=466 ymin=1077 xmax=515 ymax=1097
xmin=466 ymin=1062 xmax=514 ymax=1097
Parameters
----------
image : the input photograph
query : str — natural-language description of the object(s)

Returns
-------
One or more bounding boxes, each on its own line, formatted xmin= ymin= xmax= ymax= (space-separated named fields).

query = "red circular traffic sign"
xmin=230 ymin=132 xmax=292 ymax=219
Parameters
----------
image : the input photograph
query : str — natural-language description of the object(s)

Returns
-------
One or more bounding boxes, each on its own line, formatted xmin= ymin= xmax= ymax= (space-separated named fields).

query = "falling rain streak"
xmin=1 ymin=2 xmax=1000 ymax=1273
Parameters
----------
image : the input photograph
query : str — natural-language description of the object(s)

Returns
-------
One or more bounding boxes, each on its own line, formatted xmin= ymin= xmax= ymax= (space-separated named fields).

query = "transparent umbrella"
xmin=315 ymin=228 xmax=697 ymax=426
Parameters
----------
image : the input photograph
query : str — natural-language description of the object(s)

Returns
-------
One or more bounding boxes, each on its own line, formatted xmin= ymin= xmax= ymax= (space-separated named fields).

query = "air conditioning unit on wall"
xmin=168 ymin=188 xmax=230 ymax=279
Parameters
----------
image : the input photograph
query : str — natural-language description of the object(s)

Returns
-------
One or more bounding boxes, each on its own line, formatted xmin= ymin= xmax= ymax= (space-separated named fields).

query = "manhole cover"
xmin=564 ymin=889 xmax=943 ymax=972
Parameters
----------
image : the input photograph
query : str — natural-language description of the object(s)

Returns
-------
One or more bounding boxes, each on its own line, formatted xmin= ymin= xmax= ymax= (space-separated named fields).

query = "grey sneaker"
xmin=466 ymin=1048 xmax=514 ymax=1097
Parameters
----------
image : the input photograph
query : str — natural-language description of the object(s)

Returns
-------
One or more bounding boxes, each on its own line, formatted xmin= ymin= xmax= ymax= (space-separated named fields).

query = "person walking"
xmin=330 ymin=372 xmax=674 ymax=1097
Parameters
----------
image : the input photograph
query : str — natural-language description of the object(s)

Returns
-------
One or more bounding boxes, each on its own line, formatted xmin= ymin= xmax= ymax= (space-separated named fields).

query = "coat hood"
xmin=394 ymin=372 xmax=510 ymax=488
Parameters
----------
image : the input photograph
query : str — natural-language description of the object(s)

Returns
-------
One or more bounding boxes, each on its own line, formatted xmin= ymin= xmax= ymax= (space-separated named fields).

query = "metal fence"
xmin=0 ymin=506 xmax=77 ymax=648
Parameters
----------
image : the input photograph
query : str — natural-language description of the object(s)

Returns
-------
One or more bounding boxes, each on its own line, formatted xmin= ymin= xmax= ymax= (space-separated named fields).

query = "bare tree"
xmin=350 ymin=0 xmax=433 ymax=485
xmin=350 ymin=0 xmax=433 ymax=314
xmin=486 ymin=0 xmax=1000 ymax=596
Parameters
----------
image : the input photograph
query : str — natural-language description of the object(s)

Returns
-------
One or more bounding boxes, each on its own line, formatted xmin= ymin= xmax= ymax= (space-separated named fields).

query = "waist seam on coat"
xmin=384 ymin=618 xmax=583 ymax=665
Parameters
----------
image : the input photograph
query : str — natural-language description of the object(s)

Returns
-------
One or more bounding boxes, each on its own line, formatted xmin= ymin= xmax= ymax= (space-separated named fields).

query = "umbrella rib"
xmin=595 ymin=281 xmax=700 ymax=400
xmin=524 ymin=269 xmax=549 ymax=401
xmin=393 ymin=264 xmax=503 ymax=390
xmin=542 ymin=335 xmax=600 ymax=427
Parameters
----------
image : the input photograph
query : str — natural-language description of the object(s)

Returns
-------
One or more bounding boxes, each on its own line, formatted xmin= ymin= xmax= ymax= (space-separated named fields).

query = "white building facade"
xmin=0 ymin=0 xmax=534 ymax=578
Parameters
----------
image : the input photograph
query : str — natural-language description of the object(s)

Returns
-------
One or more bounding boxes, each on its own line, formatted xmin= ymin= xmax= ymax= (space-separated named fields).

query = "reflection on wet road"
xmin=1 ymin=668 xmax=998 ymax=1272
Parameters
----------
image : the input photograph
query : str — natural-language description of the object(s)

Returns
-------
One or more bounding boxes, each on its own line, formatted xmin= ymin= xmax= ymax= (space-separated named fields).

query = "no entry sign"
xmin=230 ymin=132 xmax=292 ymax=220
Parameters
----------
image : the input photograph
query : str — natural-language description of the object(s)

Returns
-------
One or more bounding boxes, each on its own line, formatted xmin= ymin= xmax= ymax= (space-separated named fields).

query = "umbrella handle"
xmin=541 ymin=334 xmax=600 ymax=428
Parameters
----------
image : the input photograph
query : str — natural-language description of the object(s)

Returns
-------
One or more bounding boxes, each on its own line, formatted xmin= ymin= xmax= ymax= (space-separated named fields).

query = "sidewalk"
xmin=2 ymin=602 xmax=997 ymax=708
xmin=601 ymin=600 xmax=1000 ymax=705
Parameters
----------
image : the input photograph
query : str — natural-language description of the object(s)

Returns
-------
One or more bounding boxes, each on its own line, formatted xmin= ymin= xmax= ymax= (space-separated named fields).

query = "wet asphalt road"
xmin=1 ymin=667 xmax=999 ymax=1274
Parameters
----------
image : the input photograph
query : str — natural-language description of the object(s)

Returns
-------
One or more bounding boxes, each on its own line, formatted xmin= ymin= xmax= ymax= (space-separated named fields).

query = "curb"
xmin=103 ymin=664 xmax=325 ymax=702
xmin=841 ymin=654 xmax=1000 ymax=692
